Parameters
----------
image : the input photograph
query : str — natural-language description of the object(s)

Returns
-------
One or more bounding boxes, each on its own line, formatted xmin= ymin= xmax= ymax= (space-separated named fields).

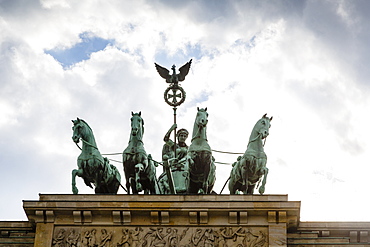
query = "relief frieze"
xmin=52 ymin=226 xmax=267 ymax=247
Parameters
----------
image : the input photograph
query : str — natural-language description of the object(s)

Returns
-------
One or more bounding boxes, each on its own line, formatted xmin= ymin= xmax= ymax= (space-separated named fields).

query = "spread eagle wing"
xmin=154 ymin=63 xmax=171 ymax=83
xmin=177 ymin=59 xmax=192 ymax=81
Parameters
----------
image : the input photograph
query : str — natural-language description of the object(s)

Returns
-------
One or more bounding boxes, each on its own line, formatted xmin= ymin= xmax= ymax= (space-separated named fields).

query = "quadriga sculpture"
xmin=71 ymin=118 xmax=121 ymax=194
xmin=229 ymin=114 xmax=272 ymax=195
xmin=187 ymin=107 xmax=216 ymax=194
xmin=122 ymin=112 xmax=157 ymax=194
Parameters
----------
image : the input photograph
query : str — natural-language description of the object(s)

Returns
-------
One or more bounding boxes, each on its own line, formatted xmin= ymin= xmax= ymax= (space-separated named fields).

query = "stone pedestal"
xmin=23 ymin=194 xmax=300 ymax=247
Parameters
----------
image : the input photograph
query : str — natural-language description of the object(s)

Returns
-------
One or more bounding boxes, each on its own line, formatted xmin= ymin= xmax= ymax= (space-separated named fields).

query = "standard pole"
xmin=173 ymin=107 xmax=177 ymax=158
xmin=164 ymin=106 xmax=177 ymax=194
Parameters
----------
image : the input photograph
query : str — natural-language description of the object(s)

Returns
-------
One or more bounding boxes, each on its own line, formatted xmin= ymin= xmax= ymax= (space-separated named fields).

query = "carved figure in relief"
xmin=168 ymin=228 xmax=179 ymax=247
xmin=53 ymin=227 xmax=267 ymax=247
xmin=249 ymin=229 xmax=267 ymax=247
xmin=89 ymin=229 xmax=97 ymax=247
xmin=66 ymin=229 xmax=80 ymax=247
xmin=143 ymin=227 xmax=166 ymax=247
xmin=191 ymin=228 xmax=205 ymax=246
xmin=53 ymin=229 xmax=66 ymax=247
xmin=130 ymin=227 xmax=142 ymax=247
xmin=123 ymin=112 xmax=158 ymax=194
xmin=99 ymin=229 xmax=112 ymax=247
xmin=229 ymin=114 xmax=272 ymax=195
xmin=203 ymin=229 xmax=216 ymax=247
xmin=117 ymin=228 xmax=130 ymax=247
xmin=79 ymin=231 xmax=90 ymax=247
xmin=216 ymin=227 xmax=243 ymax=246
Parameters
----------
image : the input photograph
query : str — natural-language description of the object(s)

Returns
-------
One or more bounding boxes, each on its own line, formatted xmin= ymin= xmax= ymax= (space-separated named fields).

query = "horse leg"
xmin=237 ymin=157 xmax=249 ymax=195
xmin=108 ymin=167 xmax=121 ymax=194
xmin=258 ymin=167 xmax=269 ymax=195
xmin=130 ymin=177 xmax=138 ymax=194
xmin=112 ymin=173 xmax=121 ymax=194
xmin=72 ymin=169 xmax=83 ymax=194
xmin=246 ymin=183 xmax=255 ymax=194
xmin=187 ymin=178 xmax=199 ymax=194
xmin=94 ymin=169 xmax=104 ymax=194
xmin=95 ymin=185 xmax=102 ymax=194
xmin=243 ymin=177 xmax=251 ymax=194
xmin=206 ymin=160 xmax=216 ymax=194
xmin=126 ymin=177 xmax=131 ymax=195
xmin=228 ymin=177 xmax=236 ymax=195
xmin=151 ymin=179 xmax=158 ymax=194
xmin=135 ymin=164 xmax=144 ymax=193
xmin=200 ymin=153 xmax=211 ymax=194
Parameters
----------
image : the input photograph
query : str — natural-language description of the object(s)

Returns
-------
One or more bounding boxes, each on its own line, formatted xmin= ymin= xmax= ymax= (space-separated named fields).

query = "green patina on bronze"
xmin=69 ymin=60 xmax=273 ymax=196
xmin=229 ymin=114 xmax=272 ymax=195
xmin=122 ymin=112 xmax=158 ymax=194
xmin=187 ymin=107 xmax=216 ymax=194
xmin=158 ymin=108 xmax=216 ymax=195
xmin=71 ymin=118 xmax=121 ymax=194
xmin=158 ymin=124 xmax=190 ymax=194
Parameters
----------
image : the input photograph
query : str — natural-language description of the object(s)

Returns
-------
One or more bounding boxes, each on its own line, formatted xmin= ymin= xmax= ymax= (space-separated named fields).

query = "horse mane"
xmin=79 ymin=119 xmax=93 ymax=134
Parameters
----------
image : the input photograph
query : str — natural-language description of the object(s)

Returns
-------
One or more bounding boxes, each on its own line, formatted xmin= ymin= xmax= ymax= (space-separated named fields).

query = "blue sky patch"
xmin=154 ymin=43 xmax=202 ymax=68
xmin=45 ymin=32 xmax=114 ymax=69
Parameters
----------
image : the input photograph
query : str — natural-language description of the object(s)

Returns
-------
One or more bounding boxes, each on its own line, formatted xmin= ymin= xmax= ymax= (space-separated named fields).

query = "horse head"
xmin=253 ymin=114 xmax=272 ymax=140
xmin=130 ymin=112 xmax=144 ymax=138
xmin=196 ymin=107 xmax=208 ymax=128
xmin=72 ymin=118 xmax=88 ymax=144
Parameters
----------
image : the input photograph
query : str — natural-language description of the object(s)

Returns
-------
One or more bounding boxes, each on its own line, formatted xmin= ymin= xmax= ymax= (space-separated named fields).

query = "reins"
xmin=74 ymin=138 xmax=99 ymax=151
xmin=191 ymin=125 xmax=206 ymax=142
xmin=247 ymin=132 xmax=268 ymax=147
xmin=73 ymin=136 xmax=128 ymax=193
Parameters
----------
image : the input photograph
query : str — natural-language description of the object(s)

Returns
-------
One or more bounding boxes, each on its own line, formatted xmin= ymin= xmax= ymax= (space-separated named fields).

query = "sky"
xmin=1 ymin=0 xmax=370 ymax=221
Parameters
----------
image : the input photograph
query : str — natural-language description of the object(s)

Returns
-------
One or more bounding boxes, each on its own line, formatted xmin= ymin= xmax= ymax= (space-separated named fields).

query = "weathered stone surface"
xmin=288 ymin=222 xmax=370 ymax=246
xmin=51 ymin=226 xmax=267 ymax=247
xmin=1 ymin=194 xmax=368 ymax=247
xmin=23 ymin=194 xmax=300 ymax=246
xmin=0 ymin=221 xmax=35 ymax=247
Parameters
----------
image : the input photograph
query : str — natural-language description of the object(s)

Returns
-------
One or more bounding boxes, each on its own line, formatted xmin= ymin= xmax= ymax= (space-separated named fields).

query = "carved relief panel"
xmin=52 ymin=226 xmax=268 ymax=247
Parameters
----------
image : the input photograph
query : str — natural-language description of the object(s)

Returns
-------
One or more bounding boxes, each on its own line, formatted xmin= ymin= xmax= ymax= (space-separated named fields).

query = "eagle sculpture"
xmin=155 ymin=59 xmax=192 ymax=84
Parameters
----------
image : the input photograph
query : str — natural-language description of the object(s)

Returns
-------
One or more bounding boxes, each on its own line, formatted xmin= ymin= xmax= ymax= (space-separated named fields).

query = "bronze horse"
xmin=187 ymin=107 xmax=216 ymax=194
xmin=229 ymin=114 xmax=272 ymax=195
xmin=122 ymin=112 xmax=157 ymax=194
xmin=71 ymin=118 xmax=121 ymax=194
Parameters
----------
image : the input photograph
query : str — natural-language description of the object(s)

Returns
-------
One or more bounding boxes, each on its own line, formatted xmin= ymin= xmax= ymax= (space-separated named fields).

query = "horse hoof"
xmin=72 ymin=187 xmax=78 ymax=195
xmin=137 ymin=184 xmax=143 ymax=192
xmin=259 ymin=186 xmax=265 ymax=195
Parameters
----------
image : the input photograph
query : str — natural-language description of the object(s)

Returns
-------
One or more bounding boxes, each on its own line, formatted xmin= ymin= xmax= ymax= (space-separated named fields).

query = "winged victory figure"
xmin=155 ymin=59 xmax=192 ymax=84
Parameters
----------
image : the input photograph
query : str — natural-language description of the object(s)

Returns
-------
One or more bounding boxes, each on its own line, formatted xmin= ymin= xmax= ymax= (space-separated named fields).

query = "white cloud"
xmin=1 ymin=0 xmax=370 ymax=221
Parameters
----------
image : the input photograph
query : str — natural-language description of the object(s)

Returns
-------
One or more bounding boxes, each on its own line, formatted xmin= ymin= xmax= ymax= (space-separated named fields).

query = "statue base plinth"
xmin=23 ymin=194 xmax=300 ymax=247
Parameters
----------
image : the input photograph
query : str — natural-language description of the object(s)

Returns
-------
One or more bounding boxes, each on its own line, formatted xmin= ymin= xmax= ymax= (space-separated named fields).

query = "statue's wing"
xmin=177 ymin=59 xmax=192 ymax=81
xmin=154 ymin=63 xmax=171 ymax=82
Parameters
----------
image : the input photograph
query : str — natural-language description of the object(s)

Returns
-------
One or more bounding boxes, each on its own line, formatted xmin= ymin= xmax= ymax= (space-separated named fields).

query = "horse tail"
xmin=101 ymin=158 xmax=122 ymax=194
